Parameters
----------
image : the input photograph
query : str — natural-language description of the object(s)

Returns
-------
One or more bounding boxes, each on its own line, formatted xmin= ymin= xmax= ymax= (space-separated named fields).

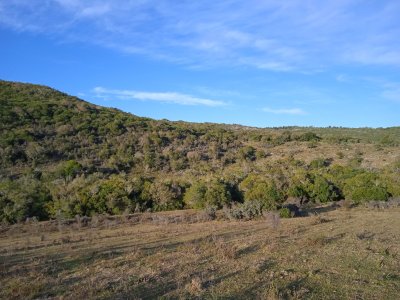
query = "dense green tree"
xmin=204 ymin=180 xmax=232 ymax=208
xmin=0 ymin=177 xmax=51 ymax=223
xmin=184 ymin=181 xmax=207 ymax=209
xmin=150 ymin=180 xmax=184 ymax=211
xmin=310 ymin=175 xmax=340 ymax=203
xmin=90 ymin=176 xmax=131 ymax=214
xmin=344 ymin=172 xmax=389 ymax=203
xmin=240 ymin=175 xmax=283 ymax=210
xmin=287 ymin=184 xmax=309 ymax=201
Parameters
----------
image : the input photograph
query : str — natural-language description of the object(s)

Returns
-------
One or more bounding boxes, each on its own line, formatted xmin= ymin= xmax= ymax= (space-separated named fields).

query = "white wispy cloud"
xmin=343 ymin=46 xmax=400 ymax=67
xmin=336 ymin=74 xmax=351 ymax=83
xmin=92 ymin=87 xmax=227 ymax=107
xmin=379 ymin=81 xmax=400 ymax=103
xmin=262 ymin=107 xmax=307 ymax=115
xmin=361 ymin=77 xmax=400 ymax=103
xmin=55 ymin=0 xmax=110 ymax=17
xmin=1 ymin=1 xmax=400 ymax=70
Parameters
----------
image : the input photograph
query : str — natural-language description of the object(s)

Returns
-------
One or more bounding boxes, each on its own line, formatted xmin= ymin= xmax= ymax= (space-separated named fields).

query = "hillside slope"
xmin=0 ymin=80 xmax=400 ymax=222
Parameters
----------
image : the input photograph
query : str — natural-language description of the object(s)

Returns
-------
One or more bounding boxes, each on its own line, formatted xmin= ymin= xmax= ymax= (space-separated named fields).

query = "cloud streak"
xmin=93 ymin=87 xmax=227 ymax=107
xmin=380 ymin=82 xmax=400 ymax=103
xmin=262 ymin=107 xmax=307 ymax=115
xmin=2 ymin=1 xmax=400 ymax=71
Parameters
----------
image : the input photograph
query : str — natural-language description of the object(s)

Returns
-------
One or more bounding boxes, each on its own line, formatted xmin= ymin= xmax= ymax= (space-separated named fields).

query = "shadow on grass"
xmin=228 ymin=276 xmax=312 ymax=299
xmin=300 ymin=204 xmax=338 ymax=216
xmin=236 ymin=244 xmax=261 ymax=258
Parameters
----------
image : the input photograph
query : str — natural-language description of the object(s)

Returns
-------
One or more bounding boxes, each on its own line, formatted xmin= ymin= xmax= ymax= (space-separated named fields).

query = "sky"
xmin=1 ymin=0 xmax=400 ymax=128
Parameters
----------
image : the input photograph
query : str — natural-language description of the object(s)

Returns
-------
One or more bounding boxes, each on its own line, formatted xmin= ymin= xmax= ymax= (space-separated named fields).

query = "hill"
xmin=1 ymin=80 xmax=400 ymax=222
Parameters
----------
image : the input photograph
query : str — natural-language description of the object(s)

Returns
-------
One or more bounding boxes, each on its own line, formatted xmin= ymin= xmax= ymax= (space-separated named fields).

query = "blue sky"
xmin=1 ymin=0 xmax=400 ymax=127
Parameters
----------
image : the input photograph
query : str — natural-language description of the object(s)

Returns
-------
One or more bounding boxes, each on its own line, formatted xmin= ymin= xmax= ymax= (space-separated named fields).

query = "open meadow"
xmin=1 ymin=206 xmax=399 ymax=299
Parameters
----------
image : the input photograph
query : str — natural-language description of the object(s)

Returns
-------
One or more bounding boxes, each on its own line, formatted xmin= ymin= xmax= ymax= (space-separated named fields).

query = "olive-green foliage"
xmin=58 ymin=160 xmax=82 ymax=181
xmin=287 ymin=184 xmax=308 ymax=200
xmin=0 ymin=177 xmax=51 ymax=223
xmin=324 ymin=165 xmax=361 ymax=192
xmin=309 ymin=175 xmax=340 ymax=203
xmin=288 ymin=171 xmax=340 ymax=204
xmin=297 ymin=132 xmax=321 ymax=142
xmin=184 ymin=182 xmax=207 ymax=209
xmin=1 ymin=80 xmax=400 ymax=222
xmin=279 ymin=207 xmax=292 ymax=218
xmin=309 ymin=158 xmax=330 ymax=169
xmin=150 ymin=180 xmax=184 ymax=211
xmin=127 ymin=177 xmax=153 ymax=209
xmin=89 ymin=176 xmax=131 ymax=215
xmin=273 ymin=130 xmax=292 ymax=145
xmin=46 ymin=175 xmax=132 ymax=218
xmin=184 ymin=179 xmax=232 ymax=209
xmin=343 ymin=172 xmax=389 ymax=204
xmin=239 ymin=146 xmax=256 ymax=161
xmin=380 ymin=134 xmax=398 ymax=146
xmin=240 ymin=175 xmax=283 ymax=210
xmin=382 ymin=166 xmax=400 ymax=197
xmin=204 ymin=180 xmax=232 ymax=209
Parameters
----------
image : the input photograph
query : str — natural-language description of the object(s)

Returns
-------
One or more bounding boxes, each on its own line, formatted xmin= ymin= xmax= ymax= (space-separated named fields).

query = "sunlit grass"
xmin=1 ymin=207 xmax=399 ymax=299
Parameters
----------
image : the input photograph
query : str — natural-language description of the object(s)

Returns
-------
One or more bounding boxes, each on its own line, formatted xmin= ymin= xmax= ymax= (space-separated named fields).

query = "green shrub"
xmin=90 ymin=176 xmax=131 ymax=214
xmin=204 ymin=180 xmax=232 ymax=209
xmin=184 ymin=180 xmax=231 ymax=209
xmin=184 ymin=182 xmax=207 ymax=209
xmin=240 ymin=175 xmax=283 ymax=210
xmin=239 ymin=146 xmax=256 ymax=161
xmin=383 ymin=175 xmax=400 ymax=198
xmin=298 ymin=132 xmax=321 ymax=142
xmin=241 ymin=200 xmax=263 ymax=219
xmin=58 ymin=160 xmax=82 ymax=181
xmin=223 ymin=200 xmax=264 ymax=220
xmin=309 ymin=158 xmax=330 ymax=169
xmin=150 ymin=180 xmax=184 ymax=211
xmin=310 ymin=175 xmax=340 ymax=203
xmin=279 ymin=207 xmax=292 ymax=218
xmin=344 ymin=173 xmax=389 ymax=204
xmin=288 ymin=184 xmax=309 ymax=200
xmin=0 ymin=177 xmax=52 ymax=223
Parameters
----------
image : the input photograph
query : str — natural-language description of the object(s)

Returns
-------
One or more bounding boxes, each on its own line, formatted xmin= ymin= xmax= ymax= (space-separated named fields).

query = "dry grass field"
xmin=1 ymin=207 xmax=399 ymax=299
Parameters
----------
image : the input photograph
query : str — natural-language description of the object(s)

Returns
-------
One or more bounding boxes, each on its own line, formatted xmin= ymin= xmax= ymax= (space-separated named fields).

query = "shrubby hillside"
xmin=1 ymin=80 xmax=400 ymax=222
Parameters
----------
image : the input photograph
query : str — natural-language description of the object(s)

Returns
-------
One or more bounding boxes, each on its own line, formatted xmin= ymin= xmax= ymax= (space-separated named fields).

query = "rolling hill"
xmin=1 ymin=80 xmax=400 ymax=223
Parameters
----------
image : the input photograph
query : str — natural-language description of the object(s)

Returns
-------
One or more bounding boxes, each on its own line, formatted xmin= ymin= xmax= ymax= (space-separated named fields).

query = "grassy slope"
xmin=0 ymin=207 xmax=399 ymax=299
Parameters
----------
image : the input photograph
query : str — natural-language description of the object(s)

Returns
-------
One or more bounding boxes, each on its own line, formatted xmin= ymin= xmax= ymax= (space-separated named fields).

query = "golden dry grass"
xmin=264 ymin=141 xmax=400 ymax=169
xmin=1 ymin=207 xmax=399 ymax=299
